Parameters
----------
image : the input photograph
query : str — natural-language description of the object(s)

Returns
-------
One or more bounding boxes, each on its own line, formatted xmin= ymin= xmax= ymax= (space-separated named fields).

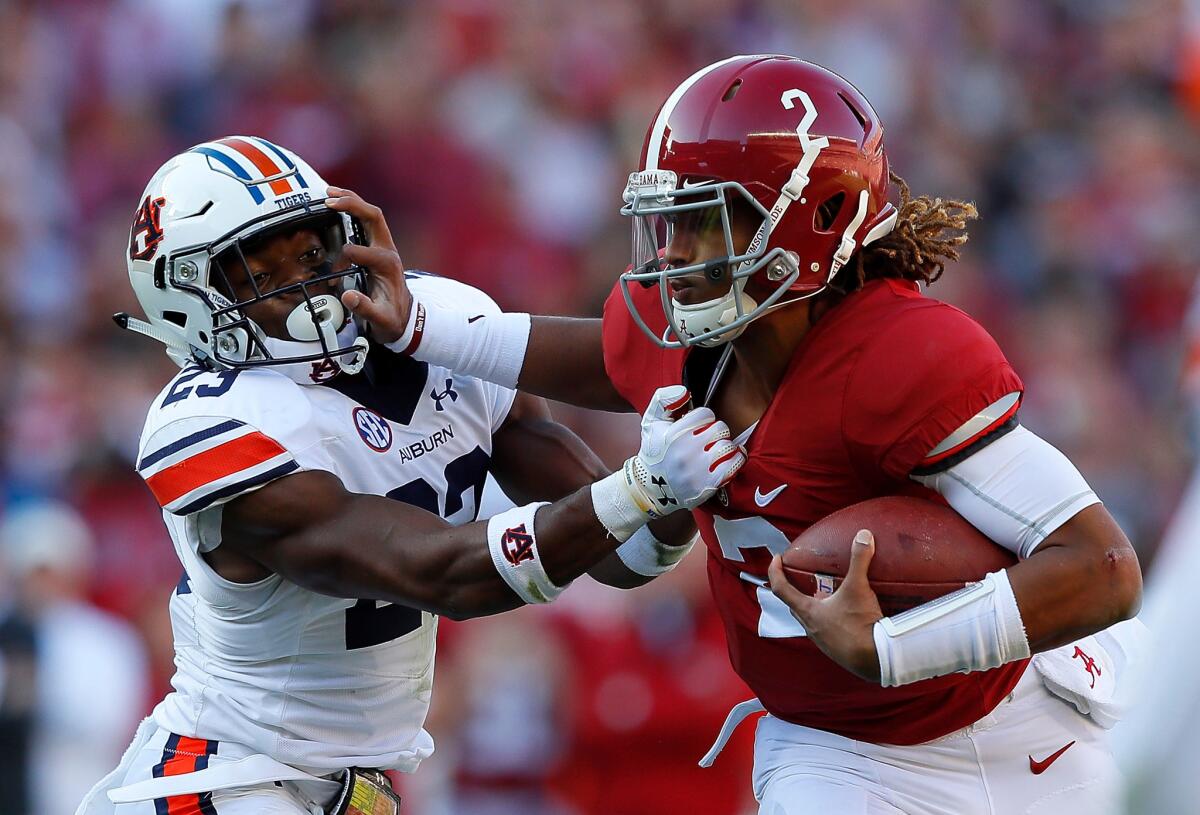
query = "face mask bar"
xmin=170 ymin=203 xmax=370 ymax=371
xmin=618 ymin=170 xmax=799 ymax=349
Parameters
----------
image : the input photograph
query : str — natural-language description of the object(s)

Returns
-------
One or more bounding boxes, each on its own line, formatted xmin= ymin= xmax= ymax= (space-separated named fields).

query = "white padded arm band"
xmin=486 ymin=502 xmax=564 ymax=604
xmin=590 ymin=465 xmax=656 ymax=543
xmin=388 ymin=298 xmax=531 ymax=389
xmin=873 ymin=569 xmax=1030 ymax=687
xmin=615 ymin=527 xmax=697 ymax=577
xmin=913 ymin=424 xmax=1099 ymax=559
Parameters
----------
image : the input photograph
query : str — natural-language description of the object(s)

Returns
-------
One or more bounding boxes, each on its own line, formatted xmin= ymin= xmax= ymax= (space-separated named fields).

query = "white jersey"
xmin=134 ymin=275 xmax=515 ymax=776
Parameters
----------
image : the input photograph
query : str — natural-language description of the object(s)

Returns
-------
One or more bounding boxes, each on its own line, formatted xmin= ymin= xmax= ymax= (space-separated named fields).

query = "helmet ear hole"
xmin=162 ymin=311 xmax=187 ymax=328
xmin=815 ymin=192 xmax=845 ymax=232
xmin=838 ymin=92 xmax=868 ymax=132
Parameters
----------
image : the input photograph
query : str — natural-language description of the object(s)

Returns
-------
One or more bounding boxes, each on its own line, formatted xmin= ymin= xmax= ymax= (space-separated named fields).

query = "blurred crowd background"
xmin=0 ymin=0 xmax=1197 ymax=813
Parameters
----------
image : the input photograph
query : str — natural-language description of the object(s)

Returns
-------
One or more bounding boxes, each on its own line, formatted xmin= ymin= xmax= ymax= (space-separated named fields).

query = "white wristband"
xmin=590 ymin=462 xmax=660 ymax=543
xmin=873 ymin=568 xmax=1030 ymax=688
xmin=387 ymin=297 xmax=531 ymax=389
xmin=615 ymin=527 xmax=697 ymax=577
xmin=486 ymin=502 xmax=563 ymax=604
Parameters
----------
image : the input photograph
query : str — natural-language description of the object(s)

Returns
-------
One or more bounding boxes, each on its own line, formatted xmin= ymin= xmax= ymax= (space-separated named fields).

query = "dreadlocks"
xmin=842 ymin=171 xmax=978 ymax=292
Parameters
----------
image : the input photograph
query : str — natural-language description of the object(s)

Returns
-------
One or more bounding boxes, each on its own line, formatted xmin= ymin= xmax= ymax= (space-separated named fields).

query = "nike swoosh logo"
xmin=680 ymin=179 xmax=710 ymax=189
xmin=1029 ymin=741 xmax=1075 ymax=775
xmin=754 ymin=484 xmax=787 ymax=507
xmin=467 ymin=314 xmax=485 ymax=324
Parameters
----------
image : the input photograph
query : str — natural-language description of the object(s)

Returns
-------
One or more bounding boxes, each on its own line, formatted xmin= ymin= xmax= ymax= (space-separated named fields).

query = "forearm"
xmin=1008 ymin=506 xmax=1143 ymax=652
xmin=491 ymin=405 xmax=609 ymax=504
xmin=271 ymin=487 xmax=626 ymax=620
xmin=394 ymin=295 xmax=630 ymax=411
xmin=871 ymin=506 xmax=1142 ymax=688
xmin=522 ymin=317 xmax=631 ymax=410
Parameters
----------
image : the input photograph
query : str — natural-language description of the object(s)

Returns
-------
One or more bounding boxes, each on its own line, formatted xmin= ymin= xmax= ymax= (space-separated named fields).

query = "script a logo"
xmin=1072 ymin=646 xmax=1101 ymax=689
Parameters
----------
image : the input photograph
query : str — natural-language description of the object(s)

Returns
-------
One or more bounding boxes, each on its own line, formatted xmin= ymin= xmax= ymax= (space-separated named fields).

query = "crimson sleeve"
xmin=601 ymin=280 xmax=686 ymax=414
xmin=842 ymin=303 xmax=1024 ymax=482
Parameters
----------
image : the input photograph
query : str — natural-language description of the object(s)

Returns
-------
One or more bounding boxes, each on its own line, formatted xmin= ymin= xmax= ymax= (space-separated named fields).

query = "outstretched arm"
xmin=329 ymin=188 xmax=631 ymax=411
xmin=222 ymin=470 xmax=596 ymax=620
xmin=217 ymin=386 xmax=739 ymax=620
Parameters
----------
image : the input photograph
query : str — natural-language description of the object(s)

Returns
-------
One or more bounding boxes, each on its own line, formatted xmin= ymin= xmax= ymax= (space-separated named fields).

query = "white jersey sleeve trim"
xmin=913 ymin=424 xmax=1100 ymax=559
xmin=926 ymin=391 xmax=1022 ymax=459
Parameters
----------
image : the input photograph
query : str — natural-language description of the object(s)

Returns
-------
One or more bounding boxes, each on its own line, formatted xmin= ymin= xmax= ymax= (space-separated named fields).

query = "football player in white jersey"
xmin=78 ymin=137 xmax=745 ymax=815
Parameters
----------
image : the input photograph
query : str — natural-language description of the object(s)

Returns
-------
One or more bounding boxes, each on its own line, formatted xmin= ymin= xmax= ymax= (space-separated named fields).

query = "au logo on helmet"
xmin=129 ymin=195 xmax=166 ymax=261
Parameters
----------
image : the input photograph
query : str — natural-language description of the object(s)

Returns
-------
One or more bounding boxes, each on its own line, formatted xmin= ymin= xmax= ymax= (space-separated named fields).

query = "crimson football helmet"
xmin=621 ymin=55 xmax=898 ymax=347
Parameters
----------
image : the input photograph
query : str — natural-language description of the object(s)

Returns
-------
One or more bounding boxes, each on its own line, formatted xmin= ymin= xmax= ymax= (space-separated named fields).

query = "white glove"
xmin=592 ymin=385 xmax=746 ymax=541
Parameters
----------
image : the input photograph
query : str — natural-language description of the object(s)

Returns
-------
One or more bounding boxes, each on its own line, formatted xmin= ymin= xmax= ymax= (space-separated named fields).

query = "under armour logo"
xmin=1072 ymin=646 xmax=1101 ymax=689
xmin=430 ymin=378 xmax=458 ymax=411
xmin=501 ymin=523 xmax=535 ymax=565
xmin=650 ymin=474 xmax=677 ymax=508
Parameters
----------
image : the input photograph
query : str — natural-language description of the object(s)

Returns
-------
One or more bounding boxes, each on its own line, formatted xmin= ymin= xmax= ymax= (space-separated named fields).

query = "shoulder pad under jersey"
xmin=136 ymin=366 xmax=325 ymax=515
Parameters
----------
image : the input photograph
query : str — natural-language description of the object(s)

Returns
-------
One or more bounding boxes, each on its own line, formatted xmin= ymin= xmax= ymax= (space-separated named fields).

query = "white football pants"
xmin=753 ymin=669 xmax=1118 ymax=815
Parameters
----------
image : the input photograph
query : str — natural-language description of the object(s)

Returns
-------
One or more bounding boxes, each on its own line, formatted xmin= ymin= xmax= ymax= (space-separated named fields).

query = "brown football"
xmin=781 ymin=496 xmax=1016 ymax=616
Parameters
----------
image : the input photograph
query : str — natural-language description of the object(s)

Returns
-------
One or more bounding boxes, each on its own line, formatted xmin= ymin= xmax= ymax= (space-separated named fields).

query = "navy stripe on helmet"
xmin=191 ymin=146 xmax=266 ymax=204
xmin=252 ymin=137 xmax=309 ymax=189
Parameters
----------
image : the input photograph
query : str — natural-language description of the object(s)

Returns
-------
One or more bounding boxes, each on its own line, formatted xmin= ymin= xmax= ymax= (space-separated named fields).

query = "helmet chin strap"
xmin=263 ymin=295 xmax=368 ymax=383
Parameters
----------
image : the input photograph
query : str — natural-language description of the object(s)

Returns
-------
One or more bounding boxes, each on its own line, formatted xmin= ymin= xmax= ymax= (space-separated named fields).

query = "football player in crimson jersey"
xmin=81 ymin=138 xmax=743 ymax=815
xmin=342 ymin=55 xmax=1145 ymax=814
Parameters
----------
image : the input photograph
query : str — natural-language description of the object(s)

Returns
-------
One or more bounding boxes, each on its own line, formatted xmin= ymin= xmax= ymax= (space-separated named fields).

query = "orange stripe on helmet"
xmin=218 ymin=137 xmax=294 ymax=196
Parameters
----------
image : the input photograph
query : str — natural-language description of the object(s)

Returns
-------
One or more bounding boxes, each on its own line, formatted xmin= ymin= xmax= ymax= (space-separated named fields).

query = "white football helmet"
xmin=120 ymin=136 xmax=368 ymax=379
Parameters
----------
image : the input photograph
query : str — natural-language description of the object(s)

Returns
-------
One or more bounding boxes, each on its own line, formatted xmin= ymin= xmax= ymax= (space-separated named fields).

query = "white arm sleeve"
xmin=913 ymin=424 xmax=1100 ymax=559
xmin=387 ymin=273 xmax=531 ymax=389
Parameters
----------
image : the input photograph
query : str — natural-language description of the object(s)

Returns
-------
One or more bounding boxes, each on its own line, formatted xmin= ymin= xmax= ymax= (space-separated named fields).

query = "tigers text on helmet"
xmin=620 ymin=55 xmax=899 ymax=348
xmin=120 ymin=136 xmax=369 ymax=382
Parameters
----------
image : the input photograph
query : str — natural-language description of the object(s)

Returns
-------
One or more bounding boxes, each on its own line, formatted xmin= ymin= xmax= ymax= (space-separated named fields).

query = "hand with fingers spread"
xmin=325 ymin=186 xmax=413 ymax=344
xmin=767 ymin=529 xmax=886 ymax=682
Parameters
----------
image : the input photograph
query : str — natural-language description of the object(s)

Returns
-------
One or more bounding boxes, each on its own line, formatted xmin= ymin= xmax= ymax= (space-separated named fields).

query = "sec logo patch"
xmin=353 ymin=407 xmax=392 ymax=452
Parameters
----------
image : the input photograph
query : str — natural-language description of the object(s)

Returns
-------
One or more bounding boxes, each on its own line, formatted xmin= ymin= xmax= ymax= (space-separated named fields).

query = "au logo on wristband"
xmin=501 ymin=524 xmax=535 ymax=565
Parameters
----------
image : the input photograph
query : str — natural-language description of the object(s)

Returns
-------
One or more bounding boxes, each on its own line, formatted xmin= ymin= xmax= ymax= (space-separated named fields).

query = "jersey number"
xmin=161 ymin=367 xmax=240 ymax=407
xmin=712 ymin=515 xmax=808 ymax=639
xmin=343 ymin=446 xmax=491 ymax=650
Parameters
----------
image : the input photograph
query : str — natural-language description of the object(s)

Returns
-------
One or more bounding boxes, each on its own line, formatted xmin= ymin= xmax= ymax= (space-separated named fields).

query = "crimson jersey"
xmin=602 ymin=277 xmax=1029 ymax=745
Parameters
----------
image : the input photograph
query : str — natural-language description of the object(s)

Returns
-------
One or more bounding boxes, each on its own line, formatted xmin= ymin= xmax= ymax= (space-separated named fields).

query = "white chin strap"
xmin=671 ymin=280 xmax=758 ymax=347
xmin=262 ymin=294 xmax=368 ymax=383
